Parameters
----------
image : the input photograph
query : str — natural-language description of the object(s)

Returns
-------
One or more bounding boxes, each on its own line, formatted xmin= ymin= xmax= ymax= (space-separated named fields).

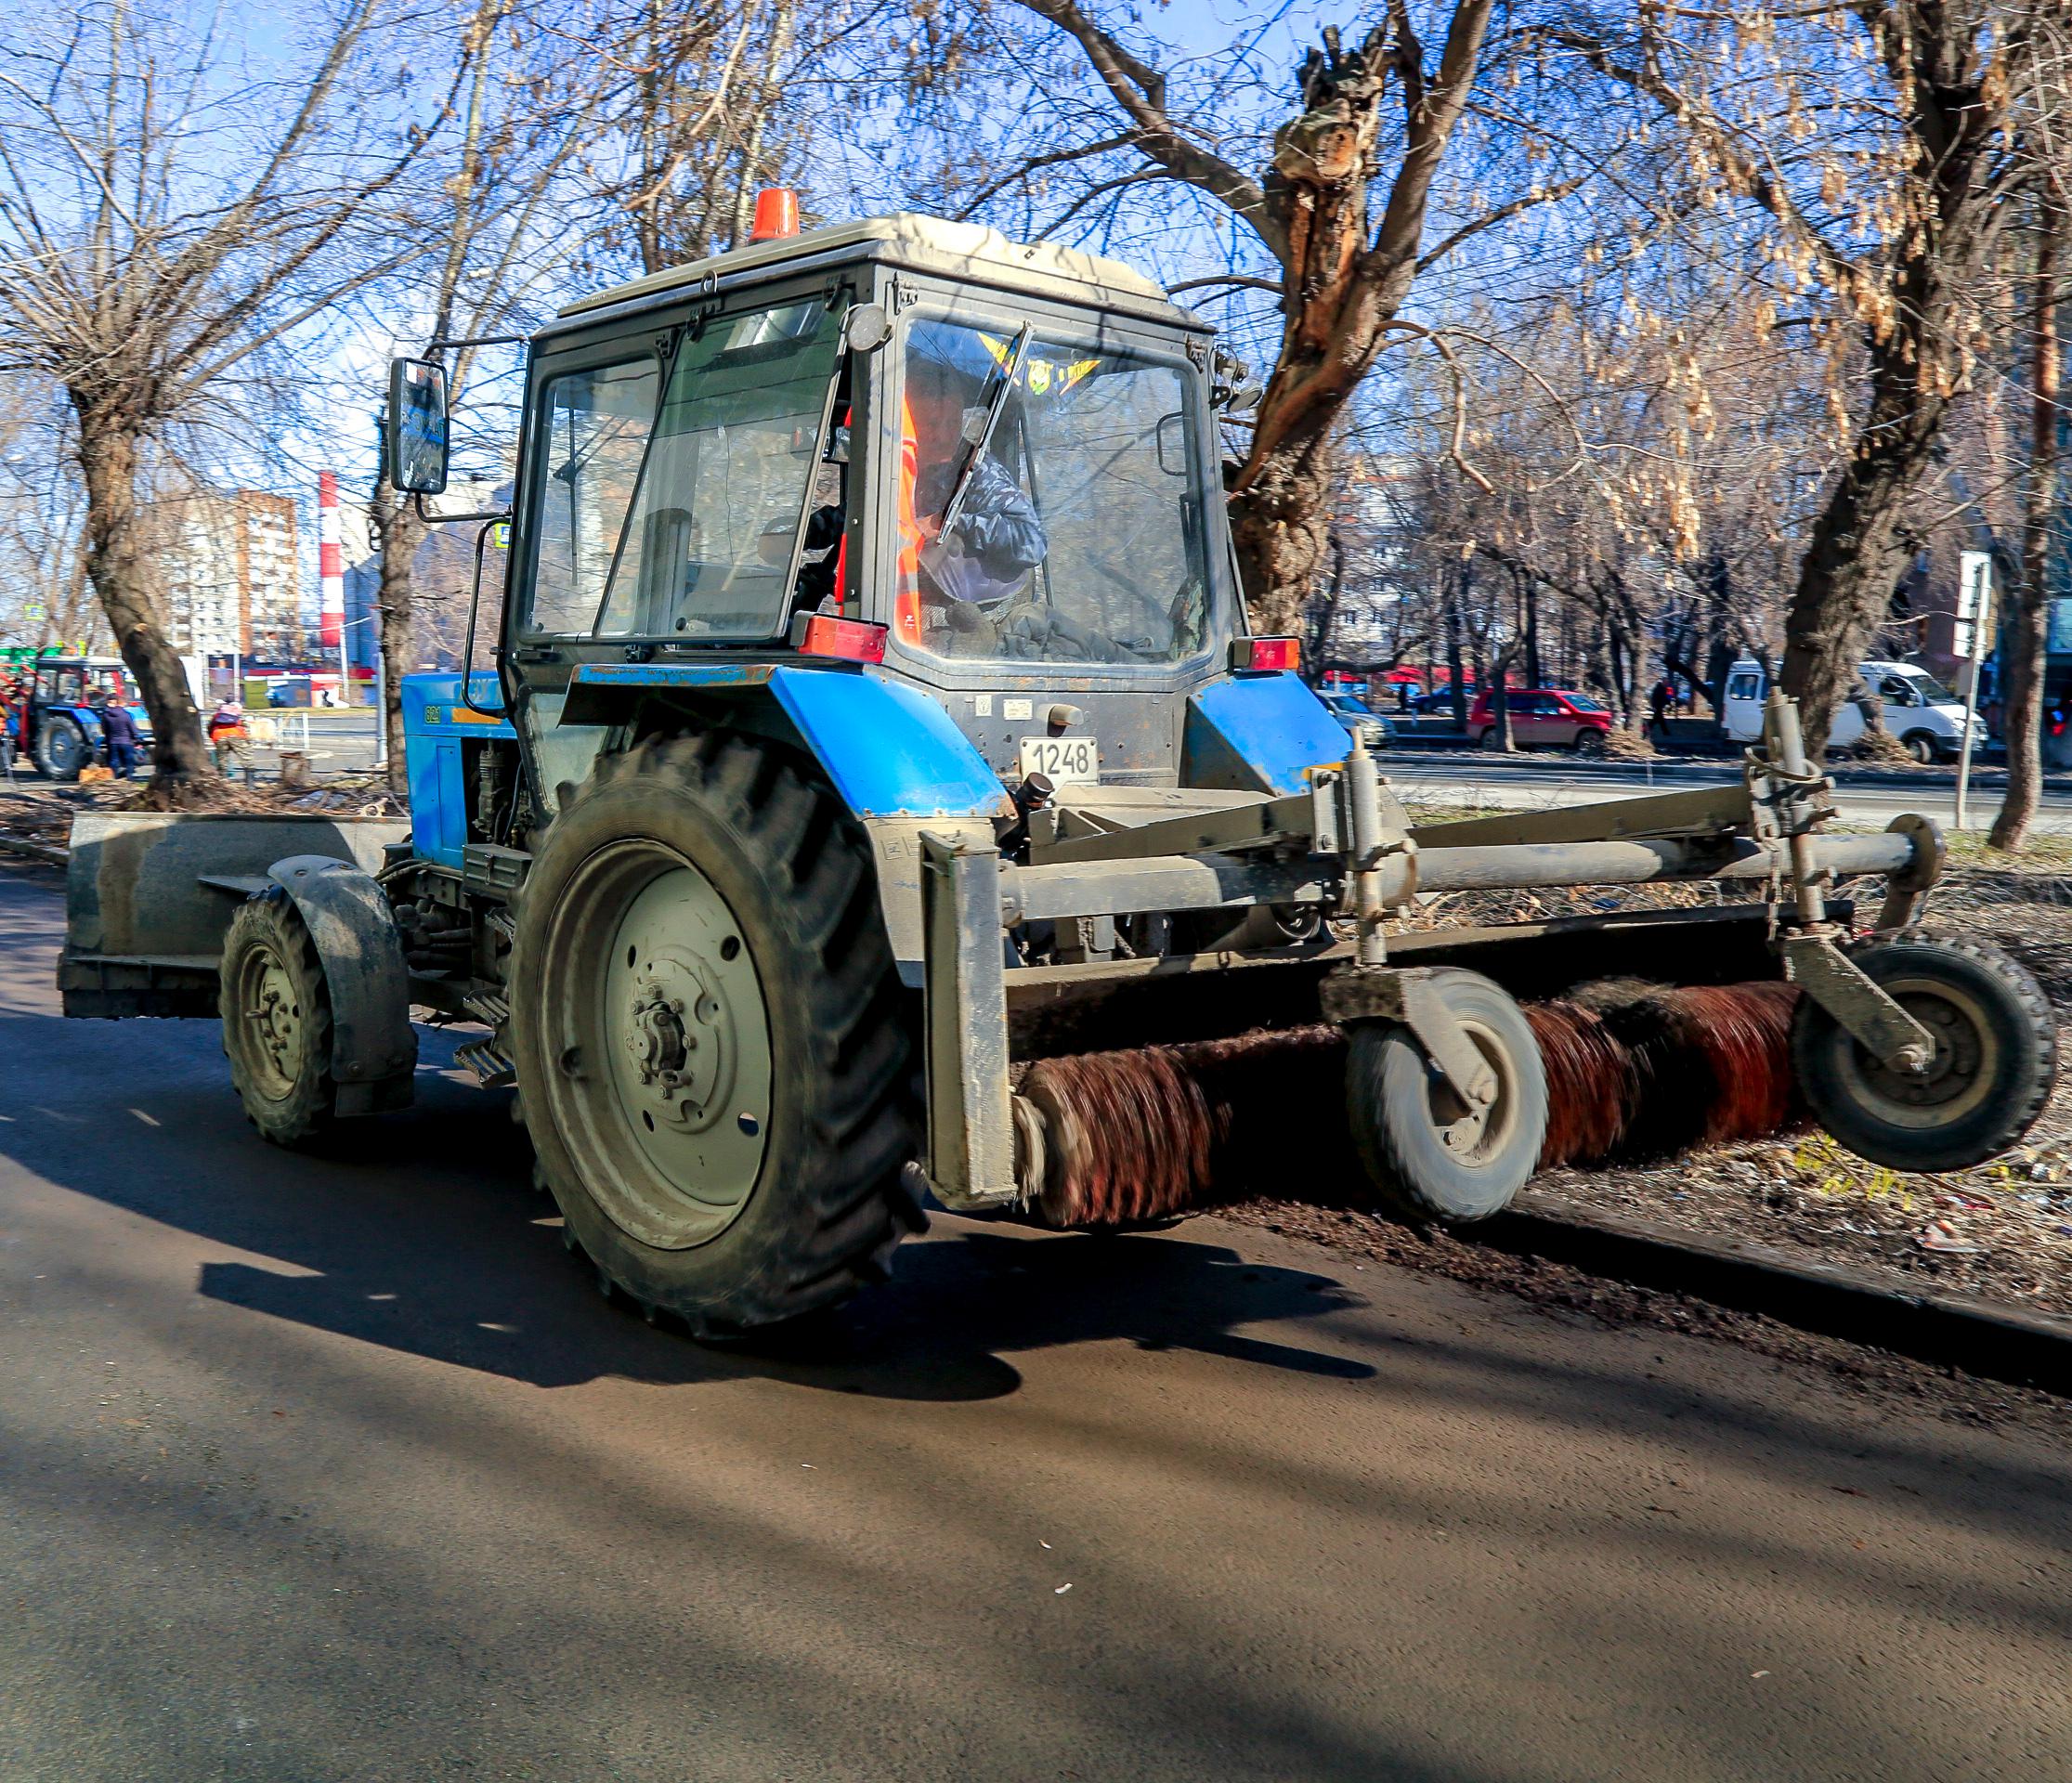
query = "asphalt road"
xmin=1383 ymin=753 xmax=2072 ymax=834
xmin=2 ymin=860 xmax=2067 ymax=1781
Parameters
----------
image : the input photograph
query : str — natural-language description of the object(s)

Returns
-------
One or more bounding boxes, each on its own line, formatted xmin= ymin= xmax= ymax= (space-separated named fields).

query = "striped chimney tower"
xmin=318 ymin=471 xmax=345 ymax=652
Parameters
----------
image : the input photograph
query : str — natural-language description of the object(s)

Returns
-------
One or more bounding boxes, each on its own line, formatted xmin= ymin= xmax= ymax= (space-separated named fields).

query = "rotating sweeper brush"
xmin=1015 ymin=982 xmax=1810 ymax=1229
xmin=921 ymin=695 xmax=2057 ymax=1239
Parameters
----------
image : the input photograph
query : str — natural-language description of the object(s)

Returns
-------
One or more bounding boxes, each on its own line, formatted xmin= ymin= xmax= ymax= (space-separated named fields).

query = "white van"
xmin=1721 ymin=657 xmax=1974 ymax=762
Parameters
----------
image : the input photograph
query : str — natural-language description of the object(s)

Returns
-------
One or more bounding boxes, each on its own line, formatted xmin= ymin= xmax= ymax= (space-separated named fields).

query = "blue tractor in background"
xmin=54 ymin=203 xmax=2052 ymax=1339
xmin=2 ymin=654 xmax=153 ymax=779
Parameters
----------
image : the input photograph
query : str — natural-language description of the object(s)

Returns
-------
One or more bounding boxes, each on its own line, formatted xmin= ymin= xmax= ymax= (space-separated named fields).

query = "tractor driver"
xmin=899 ymin=328 xmax=1049 ymax=652
xmin=790 ymin=343 xmax=1049 ymax=647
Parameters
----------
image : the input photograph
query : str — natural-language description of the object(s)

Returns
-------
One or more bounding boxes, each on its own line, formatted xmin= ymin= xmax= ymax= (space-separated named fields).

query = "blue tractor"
xmin=4 ymin=654 xmax=153 ymax=779
xmin=56 ymin=205 xmax=2054 ymax=1335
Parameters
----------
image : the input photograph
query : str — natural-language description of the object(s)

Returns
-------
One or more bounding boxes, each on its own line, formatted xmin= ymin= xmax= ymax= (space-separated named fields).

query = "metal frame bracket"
xmin=1320 ymin=965 xmax=1497 ymax=1106
xmin=1779 ymin=932 xmax=1935 ymax=1074
xmin=919 ymin=829 xmax=1019 ymax=1210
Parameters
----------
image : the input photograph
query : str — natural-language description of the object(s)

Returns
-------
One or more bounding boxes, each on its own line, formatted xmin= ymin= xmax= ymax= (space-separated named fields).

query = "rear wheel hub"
xmin=542 ymin=848 xmax=772 ymax=1250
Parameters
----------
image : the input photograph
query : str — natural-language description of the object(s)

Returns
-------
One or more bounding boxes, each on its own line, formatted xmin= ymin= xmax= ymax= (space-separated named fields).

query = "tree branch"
xmin=1007 ymin=0 xmax=1285 ymax=261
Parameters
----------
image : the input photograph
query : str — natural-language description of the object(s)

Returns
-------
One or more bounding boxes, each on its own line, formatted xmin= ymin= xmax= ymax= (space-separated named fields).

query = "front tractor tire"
xmin=1791 ymin=928 xmax=2057 ymax=1174
xmin=219 ymin=892 xmax=339 ymax=1147
xmin=507 ymin=734 xmax=922 ymax=1337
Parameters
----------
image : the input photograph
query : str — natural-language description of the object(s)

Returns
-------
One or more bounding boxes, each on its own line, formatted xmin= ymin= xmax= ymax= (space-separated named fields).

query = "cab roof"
xmin=556 ymin=212 xmax=1192 ymax=329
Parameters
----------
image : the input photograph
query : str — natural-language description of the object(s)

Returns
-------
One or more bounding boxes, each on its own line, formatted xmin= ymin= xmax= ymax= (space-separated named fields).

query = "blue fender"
xmin=1184 ymin=672 xmax=1350 ymax=795
xmin=768 ymin=668 xmax=1012 ymax=820
xmin=557 ymin=661 xmax=1012 ymax=821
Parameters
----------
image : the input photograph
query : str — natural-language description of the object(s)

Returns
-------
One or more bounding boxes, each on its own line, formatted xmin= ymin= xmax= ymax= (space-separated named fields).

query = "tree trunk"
xmin=1778 ymin=386 xmax=1948 ymax=754
xmin=1444 ymin=579 xmax=1466 ymax=729
xmin=1991 ymin=194 xmax=2064 ymax=853
xmin=1223 ymin=6 xmax=1494 ymax=631
xmin=1231 ymin=435 xmax=1338 ymax=636
xmin=1622 ymin=605 xmax=1651 ymax=746
xmin=370 ymin=484 xmax=424 ymax=798
xmin=72 ymin=405 xmax=214 ymax=784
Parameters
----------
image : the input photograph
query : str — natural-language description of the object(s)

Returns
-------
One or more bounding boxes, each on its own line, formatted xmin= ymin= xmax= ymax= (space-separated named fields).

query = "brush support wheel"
xmin=1347 ymin=968 xmax=1547 ymax=1223
xmin=1792 ymin=928 xmax=2056 ymax=1174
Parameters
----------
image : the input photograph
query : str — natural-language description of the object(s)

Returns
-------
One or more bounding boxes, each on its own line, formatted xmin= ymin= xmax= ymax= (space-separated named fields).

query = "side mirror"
xmin=386 ymin=357 xmax=450 ymax=495
xmin=843 ymin=302 xmax=892 ymax=353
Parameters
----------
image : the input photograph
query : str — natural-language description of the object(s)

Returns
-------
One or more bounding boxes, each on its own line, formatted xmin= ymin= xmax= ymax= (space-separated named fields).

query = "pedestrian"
xmin=97 ymin=692 xmax=141 ymax=779
xmin=1649 ymin=676 xmax=1675 ymax=746
xmin=208 ymin=700 xmax=252 ymax=781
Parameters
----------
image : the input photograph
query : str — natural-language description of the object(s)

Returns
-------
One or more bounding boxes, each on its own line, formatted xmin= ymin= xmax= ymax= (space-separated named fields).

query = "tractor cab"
xmin=387 ymin=208 xmax=1340 ymax=851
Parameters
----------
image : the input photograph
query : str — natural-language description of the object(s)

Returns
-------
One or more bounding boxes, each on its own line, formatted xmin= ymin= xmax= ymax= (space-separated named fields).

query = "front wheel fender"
xmin=265 ymin=854 xmax=417 ymax=1113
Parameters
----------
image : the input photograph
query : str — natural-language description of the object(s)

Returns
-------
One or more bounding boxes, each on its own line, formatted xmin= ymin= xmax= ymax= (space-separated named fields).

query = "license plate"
xmin=1018 ymin=735 xmax=1099 ymax=785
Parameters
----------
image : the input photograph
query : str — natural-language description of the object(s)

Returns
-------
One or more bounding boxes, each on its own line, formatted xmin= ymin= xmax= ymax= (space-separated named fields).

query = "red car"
xmin=1467 ymin=687 xmax=1613 ymax=753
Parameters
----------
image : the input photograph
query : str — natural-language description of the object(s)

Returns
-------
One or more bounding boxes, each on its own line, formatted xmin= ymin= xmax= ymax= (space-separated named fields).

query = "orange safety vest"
xmin=893 ymin=397 xmax=923 ymax=645
xmin=822 ymin=399 xmax=925 ymax=638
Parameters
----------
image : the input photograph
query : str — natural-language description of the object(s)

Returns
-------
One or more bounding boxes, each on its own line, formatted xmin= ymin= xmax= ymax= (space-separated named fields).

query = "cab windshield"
xmin=1900 ymin=670 xmax=1953 ymax=705
xmin=894 ymin=314 xmax=1215 ymax=668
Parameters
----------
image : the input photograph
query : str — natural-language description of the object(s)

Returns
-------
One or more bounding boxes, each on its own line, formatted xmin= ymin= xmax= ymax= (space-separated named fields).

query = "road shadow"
xmin=0 ymin=995 xmax=1372 ymax=1401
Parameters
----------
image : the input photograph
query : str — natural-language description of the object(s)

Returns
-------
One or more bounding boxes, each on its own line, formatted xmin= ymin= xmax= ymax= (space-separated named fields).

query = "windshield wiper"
xmin=934 ymin=321 xmax=1034 ymax=540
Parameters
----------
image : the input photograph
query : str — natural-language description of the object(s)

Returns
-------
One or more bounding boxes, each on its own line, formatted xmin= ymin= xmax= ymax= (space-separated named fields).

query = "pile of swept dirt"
xmin=113 ymin=775 xmax=405 ymax=817
xmin=1219 ymin=1195 xmax=2072 ymax=1433
xmin=0 ymin=775 xmax=405 ymax=854
xmin=0 ymin=787 xmax=74 ymax=851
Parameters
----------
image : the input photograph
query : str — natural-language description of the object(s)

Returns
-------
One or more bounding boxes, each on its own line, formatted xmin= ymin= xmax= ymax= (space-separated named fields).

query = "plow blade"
xmin=59 ymin=812 xmax=409 ymax=1018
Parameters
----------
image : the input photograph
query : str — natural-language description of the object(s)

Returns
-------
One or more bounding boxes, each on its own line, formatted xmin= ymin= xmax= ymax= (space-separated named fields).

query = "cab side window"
xmin=526 ymin=359 xmax=662 ymax=638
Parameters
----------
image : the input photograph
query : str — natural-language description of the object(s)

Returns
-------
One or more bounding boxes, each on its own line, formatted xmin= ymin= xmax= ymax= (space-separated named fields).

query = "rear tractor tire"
xmin=1792 ymin=929 xmax=2056 ymax=1174
xmin=506 ymin=733 xmax=922 ymax=1337
xmin=219 ymin=891 xmax=338 ymax=1147
xmin=1347 ymin=967 xmax=1548 ymax=1223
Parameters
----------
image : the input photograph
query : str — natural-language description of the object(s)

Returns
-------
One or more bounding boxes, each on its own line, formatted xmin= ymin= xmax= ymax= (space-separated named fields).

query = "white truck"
xmin=1722 ymin=657 xmax=1974 ymax=762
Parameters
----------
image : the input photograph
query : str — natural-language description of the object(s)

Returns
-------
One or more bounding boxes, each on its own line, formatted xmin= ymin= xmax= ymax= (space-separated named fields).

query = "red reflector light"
xmin=1233 ymin=636 xmax=1299 ymax=673
xmin=793 ymin=613 xmax=887 ymax=664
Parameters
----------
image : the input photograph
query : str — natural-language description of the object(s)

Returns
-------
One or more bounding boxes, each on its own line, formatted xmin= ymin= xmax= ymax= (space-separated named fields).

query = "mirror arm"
xmin=415 ymin=493 xmax=512 ymax=526
xmin=457 ymin=517 xmax=511 ymax=722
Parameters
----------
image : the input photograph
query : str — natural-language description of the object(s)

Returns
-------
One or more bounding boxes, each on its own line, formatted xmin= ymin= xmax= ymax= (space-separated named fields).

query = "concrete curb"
xmin=1490 ymin=1191 xmax=2072 ymax=1397
xmin=0 ymin=834 xmax=66 ymax=867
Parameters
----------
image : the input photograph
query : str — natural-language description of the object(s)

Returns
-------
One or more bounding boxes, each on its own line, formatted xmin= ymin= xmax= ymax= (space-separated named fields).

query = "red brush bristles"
xmin=1525 ymin=1001 xmax=1635 ymax=1168
xmin=1022 ymin=983 xmax=1808 ymax=1228
xmin=1021 ymin=1027 xmax=1347 ymax=1227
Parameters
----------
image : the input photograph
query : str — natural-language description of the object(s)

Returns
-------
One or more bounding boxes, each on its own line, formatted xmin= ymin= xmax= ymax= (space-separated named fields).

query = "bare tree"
xmin=1990 ymin=191 xmax=2066 ymax=851
xmin=0 ymin=1 xmax=459 ymax=788
xmin=972 ymin=1 xmax=1584 ymax=635
xmin=1560 ymin=1 xmax=2066 ymax=750
xmin=576 ymin=0 xmax=807 ymax=274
